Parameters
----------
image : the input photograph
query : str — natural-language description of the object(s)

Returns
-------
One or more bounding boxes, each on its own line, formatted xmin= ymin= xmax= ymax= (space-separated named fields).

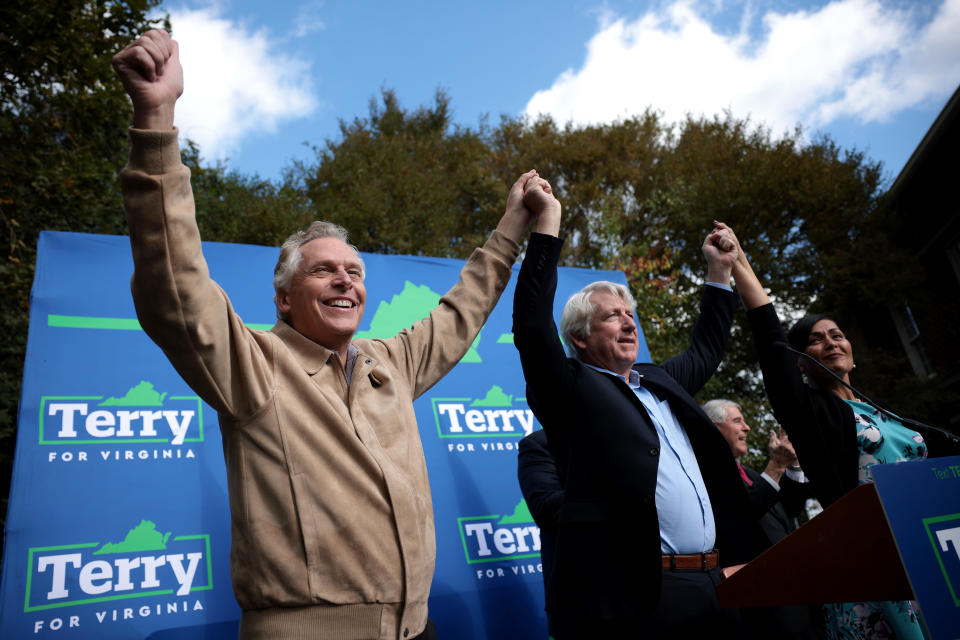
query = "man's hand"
xmin=523 ymin=175 xmax=561 ymax=237
xmin=112 ymin=29 xmax=183 ymax=130
xmin=496 ymin=170 xmax=561 ymax=242
xmin=702 ymin=221 xmax=739 ymax=284
xmin=712 ymin=220 xmax=771 ymax=310
xmin=768 ymin=429 xmax=799 ymax=469
xmin=711 ymin=221 xmax=745 ymax=264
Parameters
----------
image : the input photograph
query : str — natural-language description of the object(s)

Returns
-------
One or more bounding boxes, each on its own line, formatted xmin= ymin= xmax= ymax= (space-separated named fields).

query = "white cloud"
xmin=292 ymin=2 xmax=326 ymax=38
xmin=167 ymin=6 xmax=318 ymax=160
xmin=524 ymin=0 xmax=960 ymax=134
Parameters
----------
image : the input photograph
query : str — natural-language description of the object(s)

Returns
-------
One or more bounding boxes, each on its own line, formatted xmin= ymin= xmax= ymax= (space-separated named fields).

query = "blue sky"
xmin=161 ymin=0 xmax=960 ymax=187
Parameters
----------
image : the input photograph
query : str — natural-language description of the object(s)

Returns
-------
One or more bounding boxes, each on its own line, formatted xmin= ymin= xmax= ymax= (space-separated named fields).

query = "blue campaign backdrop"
xmin=873 ymin=456 xmax=960 ymax=640
xmin=1 ymin=230 xmax=649 ymax=639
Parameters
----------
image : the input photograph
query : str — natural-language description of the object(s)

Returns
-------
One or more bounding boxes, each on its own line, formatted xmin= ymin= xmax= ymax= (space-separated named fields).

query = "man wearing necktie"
xmin=703 ymin=399 xmax=823 ymax=640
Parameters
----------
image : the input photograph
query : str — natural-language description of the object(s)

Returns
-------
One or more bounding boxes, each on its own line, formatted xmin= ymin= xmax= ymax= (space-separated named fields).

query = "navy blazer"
xmin=742 ymin=465 xmax=813 ymax=547
xmin=512 ymin=233 xmax=763 ymax=621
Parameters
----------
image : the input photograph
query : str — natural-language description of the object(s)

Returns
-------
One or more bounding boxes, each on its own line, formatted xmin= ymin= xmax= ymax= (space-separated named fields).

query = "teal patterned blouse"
xmin=845 ymin=399 xmax=927 ymax=485
xmin=823 ymin=400 xmax=930 ymax=640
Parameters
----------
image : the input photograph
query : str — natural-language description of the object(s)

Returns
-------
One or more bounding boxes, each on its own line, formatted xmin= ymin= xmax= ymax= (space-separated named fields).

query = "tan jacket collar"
xmin=271 ymin=320 xmax=377 ymax=375
xmin=271 ymin=320 xmax=338 ymax=374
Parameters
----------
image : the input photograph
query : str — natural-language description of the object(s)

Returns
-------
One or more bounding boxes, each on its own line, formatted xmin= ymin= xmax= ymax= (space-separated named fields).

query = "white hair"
xmin=559 ymin=281 xmax=636 ymax=359
xmin=272 ymin=220 xmax=365 ymax=320
xmin=701 ymin=399 xmax=741 ymax=424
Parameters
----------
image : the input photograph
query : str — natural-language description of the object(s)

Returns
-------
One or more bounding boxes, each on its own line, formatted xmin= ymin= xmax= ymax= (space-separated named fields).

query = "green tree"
xmin=0 ymin=0 xmax=167 ymax=529
xmin=4 ymin=34 xmax=942 ymax=539
xmin=295 ymin=95 xmax=938 ymax=471
xmin=489 ymin=112 xmax=669 ymax=268
xmin=297 ymin=89 xmax=504 ymax=259
xmin=183 ymin=141 xmax=314 ymax=248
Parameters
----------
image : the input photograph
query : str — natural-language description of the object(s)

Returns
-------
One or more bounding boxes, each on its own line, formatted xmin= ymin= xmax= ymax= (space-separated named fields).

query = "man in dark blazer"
xmin=512 ymin=176 xmax=763 ymax=638
xmin=703 ymin=399 xmax=824 ymax=640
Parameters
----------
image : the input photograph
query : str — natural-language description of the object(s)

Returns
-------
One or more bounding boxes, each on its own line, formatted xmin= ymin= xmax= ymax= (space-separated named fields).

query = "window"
xmin=891 ymin=302 xmax=935 ymax=378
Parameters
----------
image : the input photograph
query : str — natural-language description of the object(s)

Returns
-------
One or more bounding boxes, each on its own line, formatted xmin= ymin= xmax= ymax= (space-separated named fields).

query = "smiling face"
xmin=803 ymin=318 xmax=854 ymax=382
xmin=571 ymin=290 xmax=639 ymax=378
xmin=716 ymin=405 xmax=750 ymax=458
xmin=277 ymin=236 xmax=366 ymax=356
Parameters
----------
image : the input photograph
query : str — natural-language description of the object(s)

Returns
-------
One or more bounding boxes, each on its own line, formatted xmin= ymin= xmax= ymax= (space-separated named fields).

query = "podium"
xmin=716 ymin=456 xmax=960 ymax=640
xmin=717 ymin=483 xmax=912 ymax=606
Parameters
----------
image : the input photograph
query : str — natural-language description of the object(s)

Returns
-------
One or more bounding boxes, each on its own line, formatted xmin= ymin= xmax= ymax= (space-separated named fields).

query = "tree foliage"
xmin=2 ymin=12 xmax=939 ymax=536
xmin=183 ymin=141 xmax=314 ymax=248
xmin=0 ymin=0 xmax=167 ymax=532
xmin=295 ymin=91 xmax=934 ymax=470
xmin=297 ymin=89 xmax=504 ymax=258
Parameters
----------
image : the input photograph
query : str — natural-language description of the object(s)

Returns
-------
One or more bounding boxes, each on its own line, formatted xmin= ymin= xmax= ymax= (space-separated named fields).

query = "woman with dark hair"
xmin=724 ymin=223 xmax=932 ymax=640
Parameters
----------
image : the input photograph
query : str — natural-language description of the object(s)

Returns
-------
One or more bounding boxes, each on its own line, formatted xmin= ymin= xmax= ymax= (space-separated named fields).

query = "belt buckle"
xmin=701 ymin=552 xmax=708 ymax=571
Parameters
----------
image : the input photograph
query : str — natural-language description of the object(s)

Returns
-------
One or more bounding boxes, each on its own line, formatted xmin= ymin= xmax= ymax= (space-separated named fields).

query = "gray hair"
xmin=273 ymin=220 xmax=365 ymax=320
xmin=701 ymin=399 xmax=742 ymax=424
xmin=559 ymin=281 xmax=637 ymax=359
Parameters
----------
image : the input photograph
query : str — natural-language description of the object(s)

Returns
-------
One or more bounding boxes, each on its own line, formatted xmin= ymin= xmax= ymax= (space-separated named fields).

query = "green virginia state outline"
xmin=355 ymin=281 xmax=482 ymax=362
xmin=94 ymin=520 xmax=171 ymax=554
xmin=469 ymin=386 xmax=512 ymax=407
xmin=99 ymin=381 xmax=167 ymax=406
xmin=498 ymin=500 xmax=534 ymax=525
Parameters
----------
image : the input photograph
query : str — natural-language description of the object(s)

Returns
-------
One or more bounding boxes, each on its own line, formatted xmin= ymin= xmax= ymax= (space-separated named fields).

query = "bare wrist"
xmin=705 ymin=264 xmax=733 ymax=285
xmin=763 ymin=461 xmax=785 ymax=483
xmin=535 ymin=207 xmax=561 ymax=237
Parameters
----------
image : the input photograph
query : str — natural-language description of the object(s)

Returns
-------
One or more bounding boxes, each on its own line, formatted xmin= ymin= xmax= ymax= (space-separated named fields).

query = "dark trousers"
xmin=551 ymin=568 xmax=744 ymax=639
xmin=411 ymin=619 xmax=436 ymax=640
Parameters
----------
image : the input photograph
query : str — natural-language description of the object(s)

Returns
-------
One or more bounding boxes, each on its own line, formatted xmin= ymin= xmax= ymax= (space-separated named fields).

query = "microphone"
xmin=769 ymin=341 xmax=960 ymax=454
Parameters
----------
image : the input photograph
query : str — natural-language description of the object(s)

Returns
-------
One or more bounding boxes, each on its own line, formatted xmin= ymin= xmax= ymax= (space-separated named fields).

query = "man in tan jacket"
xmin=112 ymin=29 xmax=558 ymax=640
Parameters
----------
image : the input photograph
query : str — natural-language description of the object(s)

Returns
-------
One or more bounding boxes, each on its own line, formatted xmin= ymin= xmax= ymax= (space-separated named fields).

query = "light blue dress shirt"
xmin=585 ymin=364 xmax=716 ymax=554
xmin=581 ymin=282 xmax=730 ymax=554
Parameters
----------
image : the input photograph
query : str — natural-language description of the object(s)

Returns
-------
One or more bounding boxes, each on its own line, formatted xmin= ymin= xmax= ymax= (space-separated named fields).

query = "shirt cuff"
xmin=705 ymin=281 xmax=733 ymax=292
xmin=760 ymin=471 xmax=780 ymax=490
xmin=785 ymin=467 xmax=808 ymax=483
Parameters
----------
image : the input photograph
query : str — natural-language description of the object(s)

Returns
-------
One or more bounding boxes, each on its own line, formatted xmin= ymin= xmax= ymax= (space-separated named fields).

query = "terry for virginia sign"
xmin=1 ymin=231 xmax=639 ymax=639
